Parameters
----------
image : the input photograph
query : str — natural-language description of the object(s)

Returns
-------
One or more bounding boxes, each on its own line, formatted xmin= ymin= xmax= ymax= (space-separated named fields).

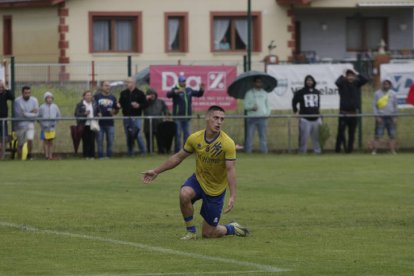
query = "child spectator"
xmin=38 ymin=91 xmax=61 ymax=160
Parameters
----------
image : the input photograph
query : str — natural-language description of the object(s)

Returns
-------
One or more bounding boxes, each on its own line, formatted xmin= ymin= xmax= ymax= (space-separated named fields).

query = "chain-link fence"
xmin=1 ymin=113 xmax=414 ymax=159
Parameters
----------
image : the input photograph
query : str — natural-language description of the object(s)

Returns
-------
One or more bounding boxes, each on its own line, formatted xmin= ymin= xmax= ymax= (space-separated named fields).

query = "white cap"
xmin=44 ymin=91 xmax=53 ymax=100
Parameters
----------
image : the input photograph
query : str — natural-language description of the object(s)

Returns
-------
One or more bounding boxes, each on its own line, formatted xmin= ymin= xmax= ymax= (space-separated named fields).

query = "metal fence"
xmin=1 ymin=113 xmax=413 ymax=159
xmin=2 ymin=56 xmax=378 ymax=92
xmin=3 ymin=58 xmax=265 ymax=92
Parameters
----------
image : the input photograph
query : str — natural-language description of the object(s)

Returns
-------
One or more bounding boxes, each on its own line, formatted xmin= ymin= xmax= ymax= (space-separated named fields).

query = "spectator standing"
xmin=167 ymin=75 xmax=204 ymax=153
xmin=143 ymin=88 xmax=170 ymax=154
xmin=371 ymin=79 xmax=398 ymax=155
xmin=292 ymin=75 xmax=322 ymax=154
xmin=38 ymin=92 xmax=61 ymax=160
xmin=244 ymin=77 xmax=270 ymax=154
xmin=13 ymin=86 xmax=39 ymax=160
xmin=94 ymin=81 xmax=120 ymax=159
xmin=0 ymin=80 xmax=14 ymax=155
xmin=119 ymin=77 xmax=148 ymax=156
xmin=74 ymin=90 xmax=99 ymax=159
xmin=335 ymin=69 xmax=368 ymax=153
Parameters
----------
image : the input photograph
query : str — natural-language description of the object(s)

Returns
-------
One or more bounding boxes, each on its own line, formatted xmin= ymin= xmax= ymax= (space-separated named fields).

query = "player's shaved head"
xmin=207 ymin=105 xmax=225 ymax=114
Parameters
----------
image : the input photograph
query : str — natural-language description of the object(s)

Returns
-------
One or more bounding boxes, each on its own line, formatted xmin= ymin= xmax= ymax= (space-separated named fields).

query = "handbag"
xmin=90 ymin=119 xmax=100 ymax=132
xmin=377 ymin=92 xmax=389 ymax=109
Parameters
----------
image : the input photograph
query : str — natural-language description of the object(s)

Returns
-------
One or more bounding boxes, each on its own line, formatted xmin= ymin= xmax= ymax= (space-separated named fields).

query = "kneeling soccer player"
xmin=142 ymin=105 xmax=249 ymax=240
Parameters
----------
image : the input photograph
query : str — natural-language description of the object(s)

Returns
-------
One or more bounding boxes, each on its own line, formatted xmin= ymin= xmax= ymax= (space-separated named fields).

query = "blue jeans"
xmin=123 ymin=118 xmax=146 ymax=156
xmin=375 ymin=116 xmax=396 ymax=139
xmin=96 ymin=125 xmax=115 ymax=158
xmin=174 ymin=120 xmax=190 ymax=153
xmin=245 ymin=117 xmax=268 ymax=154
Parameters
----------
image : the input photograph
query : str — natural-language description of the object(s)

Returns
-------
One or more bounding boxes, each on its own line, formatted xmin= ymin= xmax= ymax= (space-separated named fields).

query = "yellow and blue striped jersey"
xmin=184 ymin=130 xmax=236 ymax=196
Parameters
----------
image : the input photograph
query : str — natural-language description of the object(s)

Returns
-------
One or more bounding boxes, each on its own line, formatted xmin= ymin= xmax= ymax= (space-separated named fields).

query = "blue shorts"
xmin=375 ymin=116 xmax=396 ymax=139
xmin=181 ymin=174 xmax=225 ymax=227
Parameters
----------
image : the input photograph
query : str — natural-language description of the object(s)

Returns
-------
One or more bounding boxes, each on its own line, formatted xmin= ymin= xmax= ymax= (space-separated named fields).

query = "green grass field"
xmin=1 ymin=154 xmax=413 ymax=275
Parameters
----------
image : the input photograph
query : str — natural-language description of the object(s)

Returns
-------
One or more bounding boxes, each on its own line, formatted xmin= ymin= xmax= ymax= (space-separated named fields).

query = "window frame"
xmin=210 ymin=11 xmax=262 ymax=53
xmin=346 ymin=16 xmax=388 ymax=52
xmin=3 ymin=15 xmax=12 ymax=56
xmin=164 ymin=12 xmax=189 ymax=53
xmin=88 ymin=12 xmax=142 ymax=53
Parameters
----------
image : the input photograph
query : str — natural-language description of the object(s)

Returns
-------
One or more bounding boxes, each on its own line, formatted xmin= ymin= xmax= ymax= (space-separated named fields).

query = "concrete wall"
xmin=295 ymin=8 xmax=413 ymax=60
xmin=0 ymin=7 xmax=59 ymax=63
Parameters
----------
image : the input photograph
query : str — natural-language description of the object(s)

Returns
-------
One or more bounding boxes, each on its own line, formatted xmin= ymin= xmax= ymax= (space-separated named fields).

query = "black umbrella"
xmin=227 ymin=71 xmax=277 ymax=99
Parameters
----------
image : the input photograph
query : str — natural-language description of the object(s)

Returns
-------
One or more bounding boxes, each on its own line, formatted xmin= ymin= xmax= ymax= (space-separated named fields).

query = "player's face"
xmin=207 ymin=110 xmax=225 ymax=133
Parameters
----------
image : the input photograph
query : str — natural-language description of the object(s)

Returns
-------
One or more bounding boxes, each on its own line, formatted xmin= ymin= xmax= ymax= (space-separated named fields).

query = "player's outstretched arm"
xmin=142 ymin=170 xmax=158 ymax=184
xmin=141 ymin=150 xmax=191 ymax=184
xmin=224 ymin=160 xmax=237 ymax=213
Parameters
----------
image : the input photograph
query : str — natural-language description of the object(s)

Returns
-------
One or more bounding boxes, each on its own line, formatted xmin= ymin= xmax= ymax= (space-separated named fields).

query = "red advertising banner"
xmin=149 ymin=65 xmax=237 ymax=111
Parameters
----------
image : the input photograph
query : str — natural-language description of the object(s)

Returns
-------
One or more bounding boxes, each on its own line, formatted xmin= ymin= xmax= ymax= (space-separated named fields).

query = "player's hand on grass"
xmin=142 ymin=170 xmax=158 ymax=184
xmin=224 ymin=196 xmax=235 ymax=213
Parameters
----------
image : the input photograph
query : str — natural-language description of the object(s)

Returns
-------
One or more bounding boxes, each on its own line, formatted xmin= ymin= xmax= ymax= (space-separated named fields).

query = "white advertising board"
xmin=267 ymin=64 xmax=354 ymax=110
xmin=380 ymin=63 xmax=414 ymax=108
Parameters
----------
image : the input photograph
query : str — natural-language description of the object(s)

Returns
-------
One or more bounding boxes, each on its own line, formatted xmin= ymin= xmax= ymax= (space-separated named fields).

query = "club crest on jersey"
xmin=205 ymin=145 xmax=210 ymax=152
xmin=211 ymin=142 xmax=223 ymax=156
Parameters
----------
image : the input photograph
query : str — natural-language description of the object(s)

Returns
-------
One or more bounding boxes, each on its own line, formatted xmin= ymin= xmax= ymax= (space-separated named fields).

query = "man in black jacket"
xmin=335 ymin=69 xmax=368 ymax=153
xmin=292 ymin=75 xmax=321 ymax=154
xmin=119 ymin=77 xmax=149 ymax=156
xmin=0 ymin=80 xmax=15 ymax=155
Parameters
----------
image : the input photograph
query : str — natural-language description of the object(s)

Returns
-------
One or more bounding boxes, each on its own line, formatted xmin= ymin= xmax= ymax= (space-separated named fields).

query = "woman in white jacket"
xmin=38 ymin=91 xmax=61 ymax=160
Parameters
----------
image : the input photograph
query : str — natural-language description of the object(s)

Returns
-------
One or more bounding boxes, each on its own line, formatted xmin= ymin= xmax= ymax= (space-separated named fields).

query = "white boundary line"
xmin=0 ymin=222 xmax=289 ymax=273
xmin=79 ymin=271 xmax=274 ymax=276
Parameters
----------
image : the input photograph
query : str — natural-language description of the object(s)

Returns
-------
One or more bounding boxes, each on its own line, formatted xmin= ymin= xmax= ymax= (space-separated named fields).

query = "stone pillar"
xmin=58 ymin=1 xmax=70 ymax=81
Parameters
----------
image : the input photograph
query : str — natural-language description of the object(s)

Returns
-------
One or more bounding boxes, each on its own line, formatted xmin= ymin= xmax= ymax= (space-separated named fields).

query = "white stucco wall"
xmin=65 ymin=0 xmax=292 ymax=66
xmin=0 ymin=7 xmax=59 ymax=63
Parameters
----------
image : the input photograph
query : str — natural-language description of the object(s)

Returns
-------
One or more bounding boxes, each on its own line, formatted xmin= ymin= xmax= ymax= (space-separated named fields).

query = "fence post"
xmin=127 ymin=55 xmax=132 ymax=77
xmin=3 ymin=60 xmax=8 ymax=87
xmin=47 ymin=65 xmax=51 ymax=83
xmin=243 ymin=55 xmax=248 ymax=149
xmin=287 ymin=115 xmax=292 ymax=153
xmin=149 ymin=117 xmax=153 ymax=154
xmin=90 ymin=60 xmax=97 ymax=88
xmin=1 ymin=119 xmax=5 ymax=159
xmin=10 ymin=56 xmax=15 ymax=127
xmin=356 ymin=53 xmax=363 ymax=150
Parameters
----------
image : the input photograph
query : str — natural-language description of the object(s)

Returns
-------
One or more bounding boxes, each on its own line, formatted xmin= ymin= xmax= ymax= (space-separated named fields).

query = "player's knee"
xmin=179 ymin=188 xmax=193 ymax=204
xmin=202 ymin=228 xmax=215 ymax=238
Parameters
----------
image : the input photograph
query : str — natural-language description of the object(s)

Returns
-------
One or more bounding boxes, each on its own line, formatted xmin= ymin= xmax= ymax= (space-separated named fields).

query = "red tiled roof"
xmin=0 ymin=0 xmax=64 ymax=8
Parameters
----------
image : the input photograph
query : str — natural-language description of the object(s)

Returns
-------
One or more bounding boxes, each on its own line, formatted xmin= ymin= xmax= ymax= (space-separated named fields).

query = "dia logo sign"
xmin=208 ymin=72 xmax=226 ymax=91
